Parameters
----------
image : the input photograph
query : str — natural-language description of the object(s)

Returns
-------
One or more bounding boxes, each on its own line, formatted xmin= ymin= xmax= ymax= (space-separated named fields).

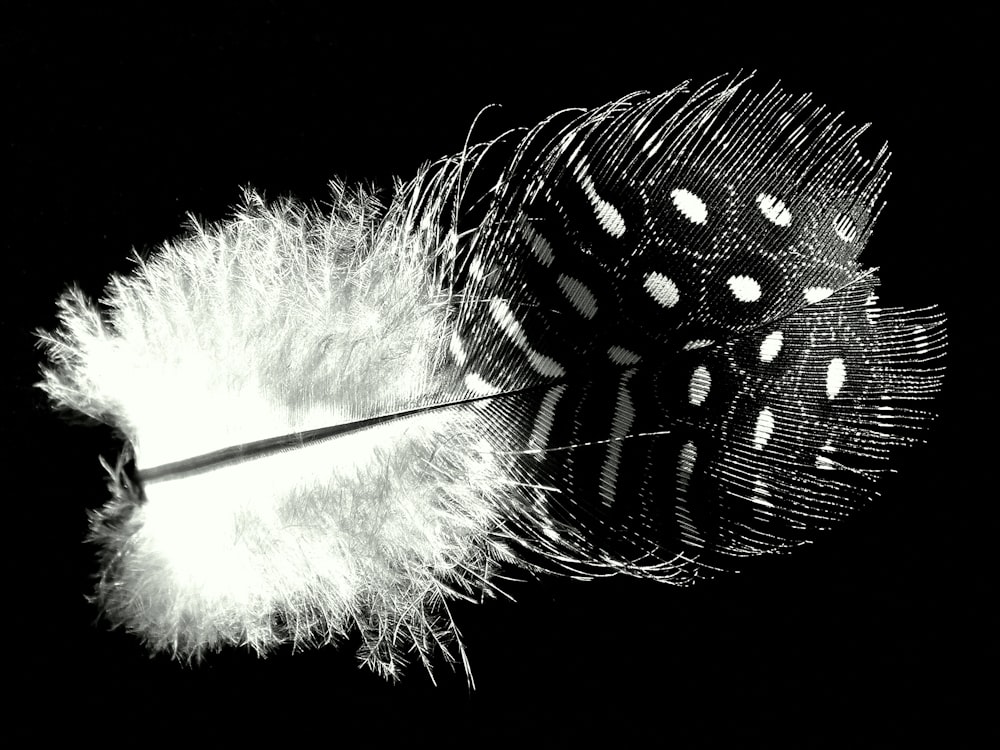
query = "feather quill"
xmin=37 ymin=75 xmax=945 ymax=680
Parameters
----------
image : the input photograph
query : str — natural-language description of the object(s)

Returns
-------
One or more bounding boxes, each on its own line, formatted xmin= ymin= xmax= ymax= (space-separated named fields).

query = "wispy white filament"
xmin=38 ymin=182 xmax=508 ymax=678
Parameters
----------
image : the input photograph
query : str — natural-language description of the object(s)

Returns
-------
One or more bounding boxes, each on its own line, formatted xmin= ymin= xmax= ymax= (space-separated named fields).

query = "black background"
xmin=5 ymin=7 xmax=991 ymax=745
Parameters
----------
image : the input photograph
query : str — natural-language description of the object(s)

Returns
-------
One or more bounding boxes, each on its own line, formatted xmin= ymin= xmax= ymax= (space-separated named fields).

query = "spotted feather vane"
xmin=37 ymin=76 xmax=945 ymax=680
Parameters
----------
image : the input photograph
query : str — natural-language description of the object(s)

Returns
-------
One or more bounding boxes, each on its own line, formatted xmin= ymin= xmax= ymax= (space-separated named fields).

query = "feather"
xmin=36 ymin=74 xmax=946 ymax=681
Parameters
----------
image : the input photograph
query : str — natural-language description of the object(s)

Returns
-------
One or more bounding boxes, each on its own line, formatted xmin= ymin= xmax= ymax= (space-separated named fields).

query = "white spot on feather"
xmin=688 ymin=365 xmax=711 ymax=406
xmin=449 ymin=332 xmax=467 ymax=366
xmin=670 ymin=188 xmax=708 ymax=225
xmin=683 ymin=338 xmax=714 ymax=351
xmin=727 ymin=275 xmax=762 ymax=302
xmin=752 ymin=407 xmax=775 ymax=450
xmin=757 ymin=193 xmax=792 ymax=226
xmin=826 ymin=357 xmax=846 ymax=399
xmin=804 ymin=286 xmax=834 ymax=304
xmin=464 ymin=372 xmax=496 ymax=396
xmin=760 ymin=330 xmax=783 ymax=362
xmin=518 ymin=215 xmax=555 ymax=267
xmin=834 ymin=213 xmax=858 ymax=242
xmin=677 ymin=441 xmax=697 ymax=490
xmin=575 ymin=163 xmax=626 ymax=238
xmin=528 ymin=385 xmax=568 ymax=460
xmin=557 ymin=274 xmax=598 ymax=319
xmin=643 ymin=272 xmax=680 ymax=308
xmin=489 ymin=298 xmax=566 ymax=378
xmin=599 ymin=371 xmax=636 ymax=507
xmin=608 ymin=345 xmax=641 ymax=365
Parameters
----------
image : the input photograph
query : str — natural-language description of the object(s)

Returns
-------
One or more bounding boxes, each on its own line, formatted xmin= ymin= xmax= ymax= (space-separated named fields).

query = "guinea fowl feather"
xmin=36 ymin=74 xmax=945 ymax=681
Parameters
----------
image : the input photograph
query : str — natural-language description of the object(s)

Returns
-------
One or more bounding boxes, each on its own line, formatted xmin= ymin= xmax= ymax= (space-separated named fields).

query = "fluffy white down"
xmin=38 ymin=182 xmax=511 ymax=678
